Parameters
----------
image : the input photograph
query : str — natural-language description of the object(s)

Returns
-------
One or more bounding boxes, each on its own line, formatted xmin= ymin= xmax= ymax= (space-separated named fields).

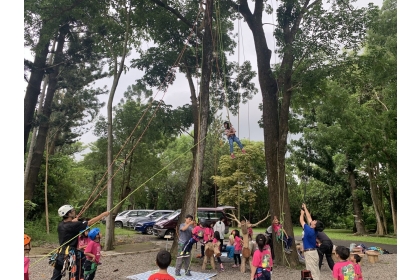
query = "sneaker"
xmin=175 ymin=272 xmax=181 ymax=276
xmin=220 ymin=264 xmax=224 ymax=271
xmin=185 ymin=271 xmax=192 ymax=276
xmin=177 ymin=252 xmax=184 ymax=259
xmin=241 ymin=149 xmax=246 ymax=154
xmin=231 ymin=154 xmax=235 ymax=159
xmin=232 ymin=264 xmax=238 ymax=268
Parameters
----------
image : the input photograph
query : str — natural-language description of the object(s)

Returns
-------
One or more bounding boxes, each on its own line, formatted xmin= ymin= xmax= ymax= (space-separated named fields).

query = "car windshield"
xmin=165 ymin=209 xmax=181 ymax=220
xmin=155 ymin=214 xmax=169 ymax=222
xmin=139 ymin=211 xmax=151 ymax=216
xmin=117 ymin=210 xmax=129 ymax=216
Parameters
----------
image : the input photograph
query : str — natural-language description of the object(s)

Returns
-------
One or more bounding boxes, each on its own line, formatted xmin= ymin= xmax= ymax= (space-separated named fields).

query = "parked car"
xmin=114 ymin=209 xmax=154 ymax=228
xmin=101 ymin=210 xmax=129 ymax=224
xmin=153 ymin=207 xmax=232 ymax=239
xmin=127 ymin=210 xmax=174 ymax=229
xmin=134 ymin=213 xmax=171 ymax=235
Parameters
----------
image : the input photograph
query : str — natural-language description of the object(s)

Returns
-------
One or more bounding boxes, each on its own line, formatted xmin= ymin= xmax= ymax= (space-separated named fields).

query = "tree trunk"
xmin=386 ymin=163 xmax=397 ymax=235
xmin=24 ymin=24 xmax=67 ymax=206
xmin=170 ymin=0 xmax=214 ymax=256
xmin=104 ymin=3 xmax=132 ymax=251
xmin=44 ymin=139 xmax=50 ymax=234
xmin=367 ymin=163 xmax=386 ymax=235
xmin=24 ymin=25 xmax=50 ymax=154
xmin=348 ymin=166 xmax=366 ymax=235
xmin=236 ymin=0 xmax=292 ymax=264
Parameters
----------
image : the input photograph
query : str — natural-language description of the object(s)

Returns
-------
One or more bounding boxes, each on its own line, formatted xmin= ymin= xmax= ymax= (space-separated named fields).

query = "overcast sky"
xmin=23 ymin=0 xmax=384 ymax=159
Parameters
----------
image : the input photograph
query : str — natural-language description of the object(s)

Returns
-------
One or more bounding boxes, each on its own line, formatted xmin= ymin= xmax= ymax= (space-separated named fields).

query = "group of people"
xmin=299 ymin=203 xmax=363 ymax=280
xmin=24 ymin=203 xmax=363 ymax=280
xmin=174 ymin=213 xmax=275 ymax=280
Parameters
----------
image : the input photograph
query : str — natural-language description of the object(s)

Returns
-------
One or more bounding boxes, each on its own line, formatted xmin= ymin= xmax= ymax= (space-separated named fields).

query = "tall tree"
xmin=227 ymin=0 xmax=375 ymax=266
xmin=137 ymin=0 xmax=257 ymax=256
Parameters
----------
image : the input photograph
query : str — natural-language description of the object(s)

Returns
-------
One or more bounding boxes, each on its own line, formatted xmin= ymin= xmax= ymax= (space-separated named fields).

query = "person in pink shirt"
xmin=251 ymin=234 xmax=273 ymax=280
xmin=24 ymin=234 xmax=31 ymax=280
xmin=200 ymin=222 xmax=214 ymax=258
xmin=178 ymin=218 xmax=206 ymax=258
xmin=77 ymin=225 xmax=90 ymax=280
xmin=350 ymin=253 xmax=363 ymax=280
xmin=332 ymin=246 xmax=356 ymax=280
xmin=232 ymin=229 xmax=243 ymax=268
xmin=83 ymin=228 xmax=102 ymax=280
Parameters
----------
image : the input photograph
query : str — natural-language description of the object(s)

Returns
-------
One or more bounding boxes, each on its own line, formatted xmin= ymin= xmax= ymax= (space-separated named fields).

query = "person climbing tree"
xmin=223 ymin=121 xmax=245 ymax=159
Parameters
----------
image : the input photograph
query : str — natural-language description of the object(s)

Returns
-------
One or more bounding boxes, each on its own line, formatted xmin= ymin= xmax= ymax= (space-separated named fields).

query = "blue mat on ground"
xmin=127 ymin=266 xmax=217 ymax=280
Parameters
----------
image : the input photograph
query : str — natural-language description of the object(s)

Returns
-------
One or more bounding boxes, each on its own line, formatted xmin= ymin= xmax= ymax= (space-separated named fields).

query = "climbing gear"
xmin=88 ymin=228 xmax=100 ymax=241
xmin=58 ymin=205 xmax=74 ymax=217
xmin=83 ymin=260 xmax=97 ymax=277
xmin=48 ymin=251 xmax=58 ymax=267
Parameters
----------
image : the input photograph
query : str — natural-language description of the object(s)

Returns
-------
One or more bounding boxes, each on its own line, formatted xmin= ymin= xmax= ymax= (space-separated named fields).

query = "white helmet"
xmin=58 ymin=205 xmax=74 ymax=217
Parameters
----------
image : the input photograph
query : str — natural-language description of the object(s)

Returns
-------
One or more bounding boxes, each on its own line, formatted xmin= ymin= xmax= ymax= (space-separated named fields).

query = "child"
xmin=232 ymin=229 xmax=242 ymax=268
xmin=223 ymin=121 xmax=245 ymax=159
xmin=201 ymin=222 xmax=214 ymax=258
xmin=24 ymin=234 xmax=31 ymax=280
xmin=148 ymin=250 xmax=175 ymax=280
xmin=77 ymin=226 xmax=90 ymax=280
xmin=83 ymin=228 xmax=102 ymax=280
xmin=178 ymin=218 xmax=206 ymax=258
xmin=272 ymin=216 xmax=293 ymax=253
xmin=350 ymin=253 xmax=363 ymax=280
xmin=332 ymin=246 xmax=356 ymax=280
xmin=212 ymin=231 xmax=224 ymax=271
xmin=251 ymin=234 xmax=273 ymax=280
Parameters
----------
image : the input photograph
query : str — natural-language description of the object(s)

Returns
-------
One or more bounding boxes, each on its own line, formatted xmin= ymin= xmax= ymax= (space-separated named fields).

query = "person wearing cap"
xmin=223 ymin=121 xmax=246 ymax=159
xmin=300 ymin=203 xmax=323 ymax=280
xmin=83 ymin=228 xmax=102 ymax=280
xmin=24 ymin=234 xmax=31 ymax=280
xmin=50 ymin=205 xmax=109 ymax=280
xmin=175 ymin=214 xmax=195 ymax=276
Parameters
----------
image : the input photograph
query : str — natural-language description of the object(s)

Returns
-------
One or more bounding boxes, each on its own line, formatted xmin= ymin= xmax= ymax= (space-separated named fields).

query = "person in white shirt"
xmin=213 ymin=216 xmax=226 ymax=251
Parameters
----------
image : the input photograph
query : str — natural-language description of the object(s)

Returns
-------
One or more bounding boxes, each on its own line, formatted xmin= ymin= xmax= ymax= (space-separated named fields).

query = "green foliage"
xmin=213 ymin=141 xmax=268 ymax=217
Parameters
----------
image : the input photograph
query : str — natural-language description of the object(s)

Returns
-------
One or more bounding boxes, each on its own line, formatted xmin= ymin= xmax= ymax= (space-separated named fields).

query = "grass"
xmin=230 ymin=227 xmax=397 ymax=246
xmin=27 ymin=220 xmax=396 ymax=247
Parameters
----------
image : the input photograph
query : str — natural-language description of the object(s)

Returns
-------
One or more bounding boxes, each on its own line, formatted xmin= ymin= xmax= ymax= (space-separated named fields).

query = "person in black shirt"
xmin=316 ymin=231 xmax=335 ymax=270
xmin=50 ymin=204 xmax=109 ymax=280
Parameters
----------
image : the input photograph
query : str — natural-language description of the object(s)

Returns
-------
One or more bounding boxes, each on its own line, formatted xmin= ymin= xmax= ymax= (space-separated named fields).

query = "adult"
xmin=213 ymin=216 xmax=226 ymax=251
xmin=175 ymin=214 xmax=194 ymax=276
xmin=300 ymin=203 xmax=323 ymax=280
xmin=317 ymin=230 xmax=335 ymax=271
xmin=50 ymin=205 xmax=109 ymax=280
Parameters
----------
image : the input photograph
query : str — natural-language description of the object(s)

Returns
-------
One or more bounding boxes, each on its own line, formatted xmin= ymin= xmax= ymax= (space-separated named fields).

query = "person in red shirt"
xmin=350 ymin=253 xmax=364 ymax=280
xmin=83 ymin=228 xmax=102 ymax=280
xmin=251 ymin=234 xmax=273 ymax=280
xmin=24 ymin=234 xmax=31 ymax=280
xmin=332 ymin=246 xmax=357 ymax=280
xmin=148 ymin=250 xmax=175 ymax=280
xmin=77 ymin=224 xmax=90 ymax=280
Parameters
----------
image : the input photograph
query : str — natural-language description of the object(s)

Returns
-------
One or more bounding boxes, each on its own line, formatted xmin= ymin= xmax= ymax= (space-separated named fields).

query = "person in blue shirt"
xmin=300 ymin=203 xmax=324 ymax=280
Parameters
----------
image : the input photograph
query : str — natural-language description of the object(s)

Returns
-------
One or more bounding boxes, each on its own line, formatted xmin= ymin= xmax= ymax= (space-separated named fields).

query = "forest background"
xmin=16 ymin=0 xmax=415 ymax=272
